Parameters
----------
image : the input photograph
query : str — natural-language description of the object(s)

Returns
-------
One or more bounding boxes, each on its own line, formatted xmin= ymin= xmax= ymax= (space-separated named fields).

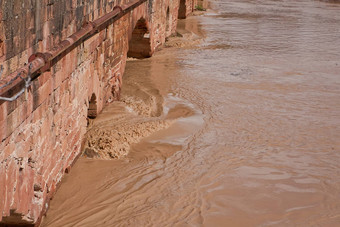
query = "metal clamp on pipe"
xmin=28 ymin=52 xmax=53 ymax=73
xmin=0 ymin=63 xmax=33 ymax=102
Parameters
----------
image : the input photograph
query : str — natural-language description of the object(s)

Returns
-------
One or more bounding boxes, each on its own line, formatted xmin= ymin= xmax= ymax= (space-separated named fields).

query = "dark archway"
xmin=178 ymin=0 xmax=186 ymax=19
xmin=88 ymin=93 xmax=97 ymax=119
xmin=127 ymin=18 xmax=152 ymax=59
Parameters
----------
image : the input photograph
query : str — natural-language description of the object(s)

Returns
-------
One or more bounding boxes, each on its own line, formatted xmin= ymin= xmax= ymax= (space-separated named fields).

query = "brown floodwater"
xmin=42 ymin=0 xmax=340 ymax=226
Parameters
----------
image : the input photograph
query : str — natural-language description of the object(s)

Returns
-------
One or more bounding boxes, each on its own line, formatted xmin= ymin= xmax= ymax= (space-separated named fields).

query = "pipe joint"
xmin=113 ymin=6 xmax=124 ymax=14
xmin=83 ymin=21 xmax=97 ymax=35
xmin=28 ymin=52 xmax=53 ymax=73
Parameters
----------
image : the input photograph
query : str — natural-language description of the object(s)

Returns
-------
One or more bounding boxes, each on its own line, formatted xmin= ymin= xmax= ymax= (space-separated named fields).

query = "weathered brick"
xmin=0 ymin=163 xmax=6 ymax=218
xmin=16 ymin=168 xmax=30 ymax=215
xmin=3 ymin=159 xmax=17 ymax=216
xmin=33 ymin=78 xmax=53 ymax=110
xmin=0 ymin=102 xmax=7 ymax=123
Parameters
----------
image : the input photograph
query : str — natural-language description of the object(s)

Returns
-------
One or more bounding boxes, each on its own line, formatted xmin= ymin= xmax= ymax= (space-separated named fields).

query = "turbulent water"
xmin=42 ymin=0 xmax=340 ymax=226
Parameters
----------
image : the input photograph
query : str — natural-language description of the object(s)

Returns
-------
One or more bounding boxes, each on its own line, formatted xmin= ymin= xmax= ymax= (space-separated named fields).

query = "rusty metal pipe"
xmin=48 ymin=22 xmax=95 ymax=59
xmin=27 ymin=21 xmax=96 ymax=73
xmin=92 ymin=7 xmax=122 ymax=30
xmin=122 ymin=0 xmax=147 ymax=12
xmin=0 ymin=0 xmax=147 ymax=100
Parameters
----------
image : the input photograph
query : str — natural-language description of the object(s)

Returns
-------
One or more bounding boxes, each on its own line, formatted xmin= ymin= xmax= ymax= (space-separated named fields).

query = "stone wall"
xmin=0 ymin=0 xmax=195 ymax=226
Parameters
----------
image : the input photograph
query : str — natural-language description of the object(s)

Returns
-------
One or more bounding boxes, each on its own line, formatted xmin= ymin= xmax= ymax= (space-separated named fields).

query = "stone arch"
xmin=88 ymin=93 xmax=97 ymax=119
xmin=178 ymin=0 xmax=186 ymax=19
xmin=127 ymin=18 xmax=152 ymax=59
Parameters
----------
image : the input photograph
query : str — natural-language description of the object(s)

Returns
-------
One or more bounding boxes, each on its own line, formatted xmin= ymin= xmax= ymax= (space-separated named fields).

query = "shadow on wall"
xmin=166 ymin=7 xmax=170 ymax=33
xmin=0 ymin=19 xmax=5 ymax=59
xmin=178 ymin=0 xmax=186 ymax=19
xmin=0 ymin=210 xmax=35 ymax=227
xmin=127 ymin=18 xmax=152 ymax=59
xmin=0 ymin=39 xmax=3 ymax=58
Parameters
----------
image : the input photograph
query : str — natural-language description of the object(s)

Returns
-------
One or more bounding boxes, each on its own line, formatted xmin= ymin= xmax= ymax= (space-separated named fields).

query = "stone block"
xmin=0 ymin=102 xmax=8 ymax=123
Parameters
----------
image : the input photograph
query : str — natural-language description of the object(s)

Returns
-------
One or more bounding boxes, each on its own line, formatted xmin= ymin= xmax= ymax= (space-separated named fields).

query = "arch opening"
xmin=127 ymin=18 xmax=152 ymax=59
xmin=178 ymin=0 xmax=186 ymax=19
xmin=88 ymin=93 xmax=97 ymax=119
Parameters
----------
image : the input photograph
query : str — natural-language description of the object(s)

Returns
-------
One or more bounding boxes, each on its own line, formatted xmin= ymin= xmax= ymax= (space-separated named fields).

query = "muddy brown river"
xmin=42 ymin=0 xmax=340 ymax=226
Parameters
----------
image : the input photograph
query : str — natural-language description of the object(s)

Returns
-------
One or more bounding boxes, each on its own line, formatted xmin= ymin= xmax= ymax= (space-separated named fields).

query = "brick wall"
xmin=0 ymin=0 xmax=194 ymax=226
